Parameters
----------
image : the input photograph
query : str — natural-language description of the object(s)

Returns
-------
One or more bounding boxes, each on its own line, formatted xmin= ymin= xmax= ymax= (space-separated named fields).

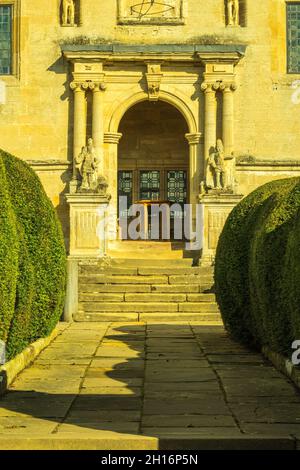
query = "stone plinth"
xmin=199 ymin=192 xmax=243 ymax=265
xmin=66 ymin=193 xmax=110 ymax=257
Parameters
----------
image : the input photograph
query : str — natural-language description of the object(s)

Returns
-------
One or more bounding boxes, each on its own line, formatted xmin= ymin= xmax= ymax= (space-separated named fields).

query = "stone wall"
xmin=0 ymin=0 xmax=299 ymax=242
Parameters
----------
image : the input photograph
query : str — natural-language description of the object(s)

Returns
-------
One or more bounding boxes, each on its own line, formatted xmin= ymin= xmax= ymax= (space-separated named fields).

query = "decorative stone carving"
xmin=145 ymin=63 xmax=163 ymax=101
xmin=75 ymin=138 xmax=109 ymax=195
xmin=66 ymin=193 xmax=111 ymax=257
xmin=206 ymin=139 xmax=226 ymax=190
xmin=219 ymin=82 xmax=237 ymax=93
xmin=205 ymin=139 xmax=236 ymax=192
xmin=88 ymin=81 xmax=107 ymax=92
xmin=199 ymin=181 xmax=206 ymax=196
xmin=61 ymin=0 xmax=75 ymax=26
xmin=226 ymin=0 xmax=239 ymax=26
xmin=70 ymin=81 xmax=89 ymax=93
xmin=198 ymin=193 xmax=243 ymax=265
xmin=117 ymin=0 xmax=186 ymax=25
xmin=207 ymin=209 xmax=229 ymax=250
xmin=76 ymin=138 xmax=98 ymax=191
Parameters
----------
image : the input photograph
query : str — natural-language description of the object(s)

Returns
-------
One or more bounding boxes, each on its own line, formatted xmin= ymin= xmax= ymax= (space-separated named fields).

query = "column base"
xmin=199 ymin=192 xmax=243 ymax=264
xmin=66 ymin=193 xmax=110 ymax=257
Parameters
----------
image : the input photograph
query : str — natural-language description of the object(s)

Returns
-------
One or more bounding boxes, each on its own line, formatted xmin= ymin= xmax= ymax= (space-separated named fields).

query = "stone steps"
xmin=75 ymin=311 xmax=221 ymax=322
xmin=79 ymin=274 xmax=214 ymax=284
xmin=79 ymin=284 xmax=213 ymax=293
xmin=80 ymin=266 xmax=210 ymax=276
xmin=77 ymin=260 xmax=219 ymax=322
xmin=107 ymin=242 xmax=196 ymax=261
xmin=80 ymin=302 xmax=219 ymax=313
xmin=79 ymin=293 xmax=216 ymax=302
xmin=106 ymin=258 xmax=195 ymax=267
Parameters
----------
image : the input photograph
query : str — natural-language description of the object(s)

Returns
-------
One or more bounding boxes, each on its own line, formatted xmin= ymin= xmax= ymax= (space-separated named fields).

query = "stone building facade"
xmin=1 ymin=0 xmax=300 ymax=263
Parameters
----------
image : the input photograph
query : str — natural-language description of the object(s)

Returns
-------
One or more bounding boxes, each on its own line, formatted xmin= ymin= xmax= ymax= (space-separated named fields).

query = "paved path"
xmin=0 ymin=322 xmax=300 ymax=449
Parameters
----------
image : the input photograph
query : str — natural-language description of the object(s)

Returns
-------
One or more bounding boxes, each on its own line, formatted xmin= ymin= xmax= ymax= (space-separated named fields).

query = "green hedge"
xmin=0 ymin=150 xmax=66 ymax=360
xmin=0 ymin=157 xmax=18 ymax=347
xmin=215 ymin=177 xmax=300 ymax=355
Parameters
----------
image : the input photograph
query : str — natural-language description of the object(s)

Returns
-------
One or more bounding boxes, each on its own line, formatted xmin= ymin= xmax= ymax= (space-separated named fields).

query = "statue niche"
xmin=226 ymin=0 xmax=239 ymax=26
xmin=75 ymin=138 xmax=108 ymax=195
xmin=61 ymin=0 xmax=77 ymax=27
xmin=204 ymin=139 xmax=236 ymax=193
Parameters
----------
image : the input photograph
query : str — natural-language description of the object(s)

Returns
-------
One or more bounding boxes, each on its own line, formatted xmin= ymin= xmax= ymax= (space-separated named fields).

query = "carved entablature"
xmin=198 ymin=56 xmax=241 ymax=95
xmin=72 ymin=62 xmax=106 ymax=86
xmin=201 ymin=62 xmax=236 ymax=88
xmin=145 ymin=63 xmax=163 ymax=101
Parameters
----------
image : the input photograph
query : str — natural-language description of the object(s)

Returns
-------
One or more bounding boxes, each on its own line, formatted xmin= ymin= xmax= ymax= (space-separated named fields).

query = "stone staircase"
xmin=76 ymin=257 xmax=222 ymax=322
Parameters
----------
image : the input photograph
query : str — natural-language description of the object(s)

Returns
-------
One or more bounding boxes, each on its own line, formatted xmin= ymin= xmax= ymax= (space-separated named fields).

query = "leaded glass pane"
xmin=167 ymin=170 xmax=187 ymax=225
xmin=139 ymin=170 xmax=160 ymax=201
xmin=118 ymin=170 xmax=133 ymax=217
xmin=287 ymin=3 xmax=300 ymax=73
xmin=0 ymin=5 xmax=12 ymax=75
xmin=167 ymin=170 xmax=187 ymax=204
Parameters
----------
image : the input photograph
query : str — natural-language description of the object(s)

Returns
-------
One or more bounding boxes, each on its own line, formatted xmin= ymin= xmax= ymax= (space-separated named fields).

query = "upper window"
xmin=287 ymin=2 xmax=300 ymax=73
xmin=0 ymin=4 xmax=12 ymax=75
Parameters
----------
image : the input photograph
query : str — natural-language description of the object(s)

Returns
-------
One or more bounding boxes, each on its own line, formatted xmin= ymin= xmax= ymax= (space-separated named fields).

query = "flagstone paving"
xmin=0 ymin=322 xmax=300 ymax=449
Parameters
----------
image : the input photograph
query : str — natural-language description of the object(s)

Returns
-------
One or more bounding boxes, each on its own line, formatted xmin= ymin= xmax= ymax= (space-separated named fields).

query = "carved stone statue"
xmin=62 ymin=0 xmax=75 ymax=26
xmin=227 ymin=0 xmax=239 ymax=26
xmin=206 ymin=139 xmax=226 ymax=190
xmin=75 ymin=138 xmax=99 ymax=191
xmin=205 ymin=139 xmax=237 ymax=192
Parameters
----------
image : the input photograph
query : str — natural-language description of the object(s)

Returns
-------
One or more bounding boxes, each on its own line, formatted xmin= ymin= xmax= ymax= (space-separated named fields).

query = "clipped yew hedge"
xmin=0 ymin=150 xmax=66 ymax=360
xmin=215 ymin=177 xmax=300 ymax=355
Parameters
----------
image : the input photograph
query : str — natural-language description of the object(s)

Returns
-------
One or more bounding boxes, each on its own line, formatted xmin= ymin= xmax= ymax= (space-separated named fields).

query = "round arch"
xmin=107 ymin=90 xmax=198 ymax=135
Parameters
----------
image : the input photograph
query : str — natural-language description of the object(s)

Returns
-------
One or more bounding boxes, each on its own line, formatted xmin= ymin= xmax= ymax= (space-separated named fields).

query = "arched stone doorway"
xmin=117 ymin=100 xmax=189 ymax=240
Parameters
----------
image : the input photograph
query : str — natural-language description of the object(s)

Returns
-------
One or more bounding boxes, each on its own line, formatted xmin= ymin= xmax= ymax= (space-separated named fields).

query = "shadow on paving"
xmin=0 ymin=323 xmax=300 ymax=449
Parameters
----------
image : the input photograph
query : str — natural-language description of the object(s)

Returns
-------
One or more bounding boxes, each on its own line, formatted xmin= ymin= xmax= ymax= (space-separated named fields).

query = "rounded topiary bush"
xmin=0 ymin=157 xmax=18 ymax=347
xmin=0 ymin=149 xmax=66 ymax=360
xmin=215 ymin=177 xmax=300 ymax=355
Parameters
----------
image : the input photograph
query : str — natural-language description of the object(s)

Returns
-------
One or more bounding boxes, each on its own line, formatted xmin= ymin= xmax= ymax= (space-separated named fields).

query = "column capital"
xmin=104 ymin=132 xmax=123 ymax=144
xmin=70 ymin=81 xmax=89 ymax=91
xmin=219 ymin=82 xmax=237 ymax=92
xmin=185 ymin=133 xmax=202 ymax=145
xmin=88 ymin=81 xmax=107 ymax=92
xmin=201 ymin=81 xmax=220 ymax=92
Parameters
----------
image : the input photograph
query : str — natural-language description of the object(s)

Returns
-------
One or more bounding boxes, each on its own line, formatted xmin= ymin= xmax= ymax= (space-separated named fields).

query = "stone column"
xmin=200 ymin=82 xmax=218 ymax=162
xmin=70 ymin=81 xmax=87 ymax=171
xmin=185 ymin=133 xmax=202 ymax=204
xmin=90 ymin=82 xmax=106 ymax=173
xmin=220 ymin=82 xmax=237 ymax=156
xmin=104 ymin=132 xmax=123 ymax=243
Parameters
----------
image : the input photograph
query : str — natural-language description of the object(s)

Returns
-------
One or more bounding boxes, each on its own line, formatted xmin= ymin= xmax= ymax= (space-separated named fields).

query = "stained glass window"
xmin=167 ymin=170 xmax=187 ymax=205
xmin=118 ymin=170 xmax=133 ymax=217
xmin=167 ymin=170 xmax=187 ymax=231
xmin=287 ymin=3 xmax=300 ymax=73
xmin=139 ymin=170 xmax=160 ymax=201
xmin=0 ymin=5 xmax=12 ymax=75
